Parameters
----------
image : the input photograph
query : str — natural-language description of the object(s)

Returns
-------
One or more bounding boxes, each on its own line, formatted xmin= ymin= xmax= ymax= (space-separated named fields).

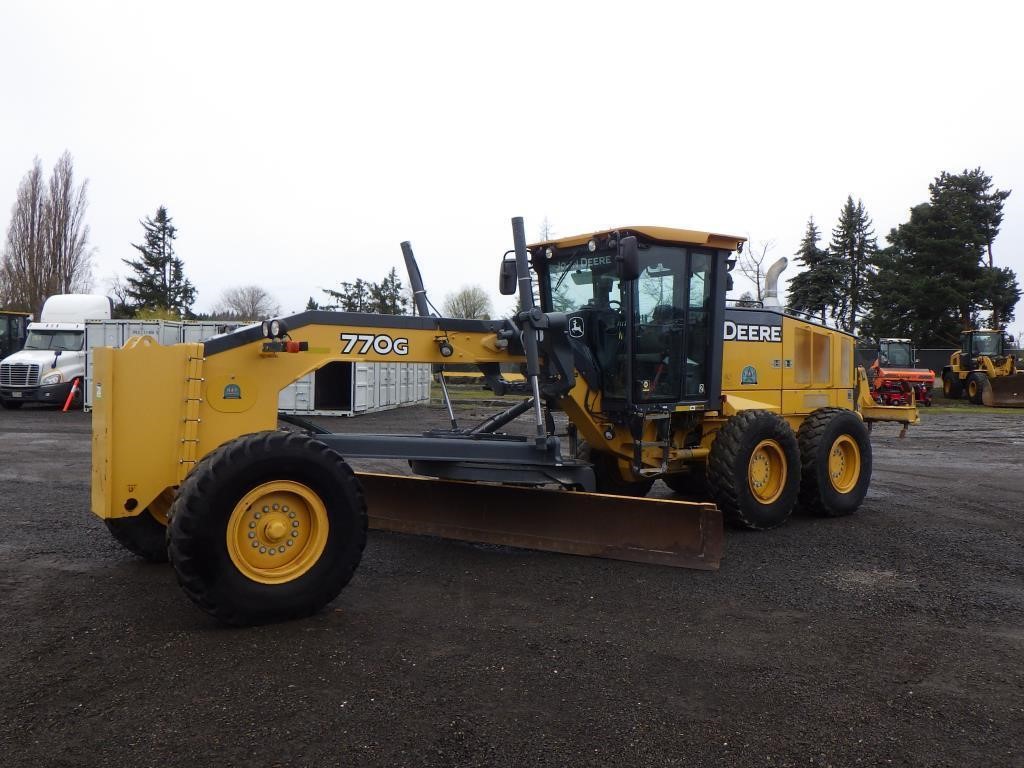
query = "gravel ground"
xmin=0 ymin=402 xmax=1022 ymax=767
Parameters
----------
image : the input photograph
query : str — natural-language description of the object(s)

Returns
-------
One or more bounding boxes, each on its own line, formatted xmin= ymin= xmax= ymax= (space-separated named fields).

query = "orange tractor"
xmin=867 ymin=338 xmax=934 ymax=407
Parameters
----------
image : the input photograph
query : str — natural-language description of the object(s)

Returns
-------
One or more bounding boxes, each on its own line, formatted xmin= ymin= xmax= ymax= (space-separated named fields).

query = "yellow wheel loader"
xmin=91 ymin=217 xmax=916 ymax=625
xmin=941 ymin=329 xmax=1024 ymax=407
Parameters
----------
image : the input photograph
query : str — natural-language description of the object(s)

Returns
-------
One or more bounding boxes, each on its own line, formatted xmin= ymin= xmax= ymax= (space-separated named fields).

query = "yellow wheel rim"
xmin=828 ymin=435 xmax=861 ymax=494
xmin=747 ymin=439 xmax=786 ymax=504
xmin=226 ymin=480 xmax=329 ymax=585
xmin=148 ymin=488 xmax=175 ymax=526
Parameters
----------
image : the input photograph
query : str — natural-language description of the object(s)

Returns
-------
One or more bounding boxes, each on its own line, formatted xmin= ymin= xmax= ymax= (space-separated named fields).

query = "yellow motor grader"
xmin=91 ymin=217 xmax=916 ymax=625
xmin=941 ymin=329 xmax=1024 ymax=407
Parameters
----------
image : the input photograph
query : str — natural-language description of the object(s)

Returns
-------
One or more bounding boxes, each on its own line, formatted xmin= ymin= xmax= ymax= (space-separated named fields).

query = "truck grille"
xmin=0 ymin=363 xmax=40 ymax=387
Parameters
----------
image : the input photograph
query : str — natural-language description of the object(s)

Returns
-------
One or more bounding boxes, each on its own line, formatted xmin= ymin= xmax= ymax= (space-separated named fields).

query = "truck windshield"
xmin=24 ymin=330 xmax=84 ymax=352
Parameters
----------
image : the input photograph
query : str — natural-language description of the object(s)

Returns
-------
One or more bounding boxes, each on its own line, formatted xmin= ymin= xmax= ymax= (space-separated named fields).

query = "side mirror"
xmin=498 ymin=258 xmax=517 ymax=296
xmin=617 ymin=236 xmax=641 ymax=281
xmin=52 ymin=349 xmax=62 ymax=369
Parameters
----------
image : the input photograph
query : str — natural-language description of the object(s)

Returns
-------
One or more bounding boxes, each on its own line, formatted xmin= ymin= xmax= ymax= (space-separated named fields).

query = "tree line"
xmin=786 ymin=168 xmax=1018 ymax=347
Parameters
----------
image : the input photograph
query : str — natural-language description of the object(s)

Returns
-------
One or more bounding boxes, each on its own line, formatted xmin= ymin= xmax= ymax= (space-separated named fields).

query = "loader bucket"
xmin=982 ymin=373 xmax=1024 ymax=408
xmin=356 ymin=473 xmax=723 ymax=570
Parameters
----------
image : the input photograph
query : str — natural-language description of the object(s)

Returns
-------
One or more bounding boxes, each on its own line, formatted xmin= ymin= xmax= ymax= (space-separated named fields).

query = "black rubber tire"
xmin=796 ymin=408 xmax=872 ymax=518
xmin=942 ymin=372 xmax=962 ymax=399
xmin=167 ymin=431 xmax=367 ymax=626
xmin=577 ymin=441 xmax=654 ymax=497
xmin=707 ymin=410 xmax=800 ymax=530
xmin=104 ymin=509 xmax=170 ymax=562
xmin=0 ymin=399 xmax=24 ymax=409
xmin=663 ymin=467 xmax=710 ymax=499
xmin=967 ymin=372 xmax=986 ymax=405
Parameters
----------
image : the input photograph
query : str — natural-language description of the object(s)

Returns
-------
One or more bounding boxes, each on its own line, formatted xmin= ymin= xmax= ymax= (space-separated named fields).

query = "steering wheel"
xmin=606 ymin=299 xmax=621 ymax=311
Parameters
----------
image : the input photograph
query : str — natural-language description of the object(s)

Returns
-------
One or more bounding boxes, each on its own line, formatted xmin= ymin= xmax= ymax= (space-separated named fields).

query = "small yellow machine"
xmin=91 ymin=218 xmax=914 ymax=624
xmin=941 ymin=329 xmax=1024 ymax=407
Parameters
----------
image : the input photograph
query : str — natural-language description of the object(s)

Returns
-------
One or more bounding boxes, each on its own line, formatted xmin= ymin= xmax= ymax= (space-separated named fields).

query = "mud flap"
xmin=356 ymin=473 xmax=723 ymax=570
xmin=982 ymin=373 xmax=1024 ymax=408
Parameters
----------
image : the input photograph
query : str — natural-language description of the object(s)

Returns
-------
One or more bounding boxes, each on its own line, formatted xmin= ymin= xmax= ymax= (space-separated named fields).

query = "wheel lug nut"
xmin=259 ymin=547 xmax=267 ymax=553
xmin=248 ymin=532 xmax=255 ymax=539
xmin=282 ymin=506 xmax=289 ymax=513
xmin=251 ymin=541 xmax=259 ymax=548
xmin=287 ymin=540 xmax=293 ymax=547
xmin=292 ymin=521 xmax=299 ymax=527
xmin=288 ymin=512 xmax=296 ymax=519
xmin=291 ymin=531 xmax=299 ymax=537
xmin=263 ymin=506 xmax=270 ymax=512
xmin=254 ymin=512 xmax=261 ymax=519
xmin=273 ymin=504 xmax=280 ymax=510
xmin=249 ymin=521 xmax=256 ymax=529
xmin=278 ymin=546 xmax=286 ymax=553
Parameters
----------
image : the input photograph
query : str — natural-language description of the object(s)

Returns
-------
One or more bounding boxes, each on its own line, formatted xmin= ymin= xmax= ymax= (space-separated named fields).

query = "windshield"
xmin=546 ymin=251 xmax=621 ymax=313
xmin=24 ymin=329 xmax=84 ymax=352
xmin=880 ymin=342 xmax=912 ymax=367
xmin=972 ymin=333 xmax=1002 ymax=356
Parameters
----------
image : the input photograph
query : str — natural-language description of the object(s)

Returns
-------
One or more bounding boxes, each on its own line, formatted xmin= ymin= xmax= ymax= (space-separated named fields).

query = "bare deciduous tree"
xmin=735 ymin=238 xmax=775 ymax=303
xmin=215 ymin=285 xmax=281 ymax=319
xmin=1 ymin=154 xmax=93 ymax=316
xmin=1 ymin=159 xmax=48 ymax=314
xmin=46 ymin=152 xmax=93 ymax=295
xmin=443 ymin=285 xmax=492 ymax=319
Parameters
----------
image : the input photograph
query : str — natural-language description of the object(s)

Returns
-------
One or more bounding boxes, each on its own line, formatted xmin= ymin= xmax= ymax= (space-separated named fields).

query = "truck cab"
xmin=0 ymin=310 xmax=31 ymax=360
xmin=0 ymin=294 xmax=112 ymax=409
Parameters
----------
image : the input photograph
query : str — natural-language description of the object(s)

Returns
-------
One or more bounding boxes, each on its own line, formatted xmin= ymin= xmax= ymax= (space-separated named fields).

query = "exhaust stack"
xmin=763 ymin=257 xmax=788 ymax=309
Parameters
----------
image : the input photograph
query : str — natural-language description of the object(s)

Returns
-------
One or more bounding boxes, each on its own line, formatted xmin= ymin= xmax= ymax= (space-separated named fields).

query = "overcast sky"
xmin=2 ymin=1 xmax=1021 ymax=330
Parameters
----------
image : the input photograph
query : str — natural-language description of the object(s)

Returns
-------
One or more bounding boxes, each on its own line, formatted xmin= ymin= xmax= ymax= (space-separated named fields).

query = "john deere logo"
xmin=223 ymin=383 xmax=242 ymax=400
xmin=740 ymin=366 xmax=758 ymax=385
xmin=569 ymin=316 xmax=585 ymax=338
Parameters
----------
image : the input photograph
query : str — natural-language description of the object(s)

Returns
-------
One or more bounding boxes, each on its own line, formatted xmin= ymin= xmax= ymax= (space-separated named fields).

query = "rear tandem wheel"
xmin=167 ymin=431 xmax=367 ymax=625
xmin=706 ymin=410 xmax=801 ymax=530
xmin=796 ymin=408 xmax=872 ymax=517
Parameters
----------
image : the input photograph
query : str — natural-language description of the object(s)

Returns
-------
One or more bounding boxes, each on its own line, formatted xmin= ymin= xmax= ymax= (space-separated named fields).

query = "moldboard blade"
xmin=355 ymin=472 xmax=723 ymax=570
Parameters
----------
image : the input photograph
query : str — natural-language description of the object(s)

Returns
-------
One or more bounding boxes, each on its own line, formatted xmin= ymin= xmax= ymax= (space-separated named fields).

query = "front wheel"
xmin=577 ymin=442 xmax=654 ymax=497
xmin=167 ymin=431 xmax=367 ymax=625
xmin=797 ymin=408 xmax=872 ymax=517
xmin=966 ymin=373 xmax=986 ymax=405
xmin=105 ymin=507 xmax=170 ymax=562
xmin=707 ymin=410 xmax=800 ymax=530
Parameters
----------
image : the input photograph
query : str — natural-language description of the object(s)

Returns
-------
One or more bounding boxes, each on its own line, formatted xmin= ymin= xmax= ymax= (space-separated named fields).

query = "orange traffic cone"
xmin=62 ymin=377 xmax=81 ymax=412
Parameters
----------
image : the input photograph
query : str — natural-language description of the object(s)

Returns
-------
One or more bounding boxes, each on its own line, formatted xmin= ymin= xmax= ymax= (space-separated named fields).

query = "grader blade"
xmin=983 ymin=373 xmax=1024 ymax=407
xmin=356 ymin=473 xmax=723 ymax=570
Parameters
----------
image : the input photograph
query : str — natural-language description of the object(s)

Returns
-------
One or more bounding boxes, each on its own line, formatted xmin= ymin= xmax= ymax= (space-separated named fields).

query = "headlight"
xmin=42 ymin=372 xmax=63 ymax=385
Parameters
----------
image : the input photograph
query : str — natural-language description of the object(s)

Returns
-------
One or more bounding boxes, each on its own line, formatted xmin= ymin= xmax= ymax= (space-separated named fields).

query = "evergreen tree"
xmin=322 ymin=278 xmax=372 ymax=312
xmin=122 ymin=206 xmax=196 ymax=316
xmin=305 ymin=296 xmax=319 ymax=311
xmin=786 ymin=216 xmax=837 ymax=322
xmin=862 ymin=168 xmax=1018 ymax=346
xmin=829 ymin=197 xmax=877 ymax=333
xmin=928 ymin=168 xmax=1013 ymax=326
xmin=369 ymin=267 xmax=409 ymax=315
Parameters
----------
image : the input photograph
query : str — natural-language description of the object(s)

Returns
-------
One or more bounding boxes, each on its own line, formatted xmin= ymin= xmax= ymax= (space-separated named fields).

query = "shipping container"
xmin=84 ymin=319 xmax=430 ymax=415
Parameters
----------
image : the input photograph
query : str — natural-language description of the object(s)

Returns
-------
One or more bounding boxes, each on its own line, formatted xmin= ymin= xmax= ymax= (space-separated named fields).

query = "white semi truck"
xmin=0 ymin=294 xmax=112 ymax=410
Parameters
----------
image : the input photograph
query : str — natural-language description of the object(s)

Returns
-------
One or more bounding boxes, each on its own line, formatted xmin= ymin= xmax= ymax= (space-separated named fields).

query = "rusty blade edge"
xmin=356 ymin=471 xmax=723 ymax=571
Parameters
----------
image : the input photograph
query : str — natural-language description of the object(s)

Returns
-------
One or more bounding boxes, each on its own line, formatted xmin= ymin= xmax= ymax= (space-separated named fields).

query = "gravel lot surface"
xmin=1 ymin=402 xmax=1022 ymax=767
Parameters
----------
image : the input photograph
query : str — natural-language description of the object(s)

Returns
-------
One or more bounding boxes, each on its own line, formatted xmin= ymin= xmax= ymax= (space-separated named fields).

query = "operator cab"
xmin=878 ymin=338 xmax=914 ymax=368
xmin=528 ymin=228 xmax=741 ymax=414
xmin=962 ymin=329 xmax=1005 ymax=362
